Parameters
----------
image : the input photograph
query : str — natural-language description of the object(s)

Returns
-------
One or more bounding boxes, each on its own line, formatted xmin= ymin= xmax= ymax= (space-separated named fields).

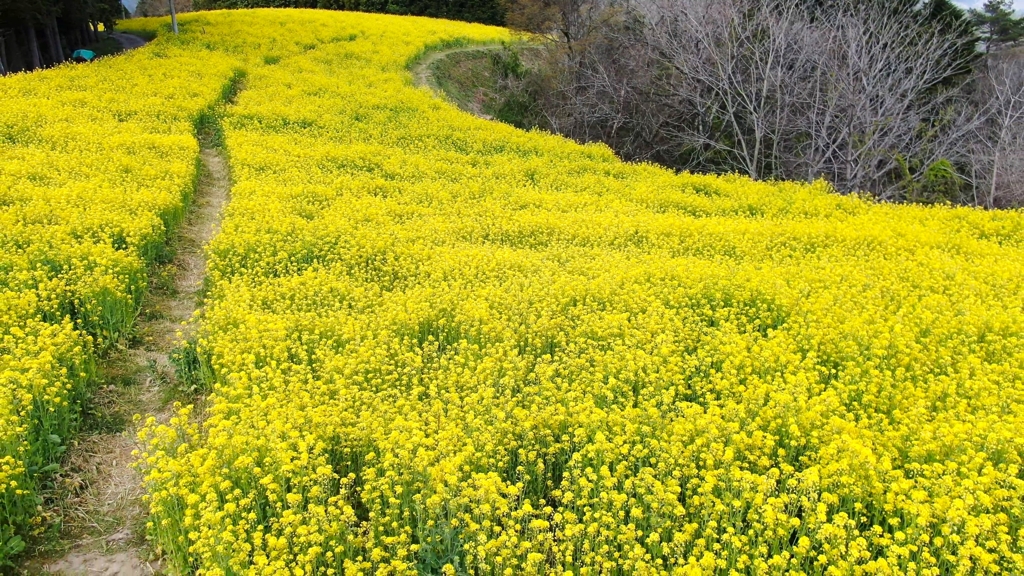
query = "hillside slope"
xmin=0 ymin=35 xmax=241 ymax=566
xmin=39 ymin=9 xmax=1024 ymax=574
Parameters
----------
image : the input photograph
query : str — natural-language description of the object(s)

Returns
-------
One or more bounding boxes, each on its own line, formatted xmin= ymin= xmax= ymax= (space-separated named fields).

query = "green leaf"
xmin=4 ymin=535 xmax=25 ymax=555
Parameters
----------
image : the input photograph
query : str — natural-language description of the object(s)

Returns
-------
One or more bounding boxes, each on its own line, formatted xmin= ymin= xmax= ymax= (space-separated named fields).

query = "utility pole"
xmin=169 ymin=0 xmax=179 ymax=34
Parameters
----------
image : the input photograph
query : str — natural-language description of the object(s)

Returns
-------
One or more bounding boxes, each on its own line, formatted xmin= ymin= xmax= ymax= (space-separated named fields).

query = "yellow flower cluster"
xmin=0 ymin=35 xmax=237 ymax=560
xmin=125 ymin=10 xmax=1024 ymax=575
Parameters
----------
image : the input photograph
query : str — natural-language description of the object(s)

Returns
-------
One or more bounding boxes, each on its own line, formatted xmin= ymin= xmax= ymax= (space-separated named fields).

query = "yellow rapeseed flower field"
xmin=0 ymin=31 xmax=237 ymax=561
xmin=6 ymin=7 xmax=1024 ymax=574
xmin=125 ymin=10 xmax=1024 ymax=574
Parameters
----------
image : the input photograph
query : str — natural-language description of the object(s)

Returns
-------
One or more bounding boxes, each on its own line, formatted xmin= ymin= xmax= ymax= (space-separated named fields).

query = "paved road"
xmin=110 ymin=32 xmax=147 ymax=50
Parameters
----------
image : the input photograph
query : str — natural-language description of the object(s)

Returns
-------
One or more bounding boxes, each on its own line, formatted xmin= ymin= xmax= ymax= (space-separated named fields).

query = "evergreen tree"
xmin=923 ymin=0 xmax=980 ymax=82
xmin=0 ymin=0 xmax=120 ymax=73
xmin=970 ymin=0 xmax=1024 ymax=51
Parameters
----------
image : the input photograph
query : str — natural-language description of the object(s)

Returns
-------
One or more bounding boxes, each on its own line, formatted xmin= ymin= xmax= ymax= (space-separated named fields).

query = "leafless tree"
xmin=971 ymin=53 xmax=1024 ymax=207
xmin=644 ymin=0 xmax=981 ymax=197
xmin=536 ymin=8 xmax=671 ymax=160
xmin=795 ymin=2 xmax=980 ymax=199
xmin=637 ymin=0 xmax=815 ymax=180
xmin=524 ymin=0 xmax=1009 ymax=204
xmin=504 ymin=0 xmax=621 ymax=48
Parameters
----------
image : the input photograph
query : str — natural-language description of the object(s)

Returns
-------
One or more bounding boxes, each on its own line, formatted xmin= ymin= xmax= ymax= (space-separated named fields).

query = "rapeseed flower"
xmin=119 ymin=8 xmax=1024 ymax=574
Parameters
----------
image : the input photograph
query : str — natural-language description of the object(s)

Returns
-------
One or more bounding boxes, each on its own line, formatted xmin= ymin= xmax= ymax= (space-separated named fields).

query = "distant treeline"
xmin=194 ymin=0 xmax=505 ymax=25
xmin=0 ymin=0 xmax=122 ymax=73
xmin=1 ymin=0 xmax=506 ymax=74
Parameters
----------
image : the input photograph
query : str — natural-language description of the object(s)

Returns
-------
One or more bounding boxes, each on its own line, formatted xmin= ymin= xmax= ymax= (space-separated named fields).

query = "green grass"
xmin=428 ymin=48 xmax=504 ymax=117
xmin=427 ymin=44 xmax=545 ymax=129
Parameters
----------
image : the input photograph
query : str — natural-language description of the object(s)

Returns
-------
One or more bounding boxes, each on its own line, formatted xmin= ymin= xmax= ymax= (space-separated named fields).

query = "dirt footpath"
xmin=27 ymin=146 xmax=231 ymax=576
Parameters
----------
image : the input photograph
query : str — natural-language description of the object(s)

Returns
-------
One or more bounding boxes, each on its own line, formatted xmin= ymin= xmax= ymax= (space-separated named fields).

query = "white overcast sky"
xmin=955 ymin=0 xmax=1024 ymax=11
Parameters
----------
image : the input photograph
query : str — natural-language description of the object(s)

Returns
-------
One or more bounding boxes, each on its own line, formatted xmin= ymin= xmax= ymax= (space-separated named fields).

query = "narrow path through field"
xmin=28 ymin=146 xmax=231 ymax=575
xmin=410 ymin=43 xmax=503 ymax=117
